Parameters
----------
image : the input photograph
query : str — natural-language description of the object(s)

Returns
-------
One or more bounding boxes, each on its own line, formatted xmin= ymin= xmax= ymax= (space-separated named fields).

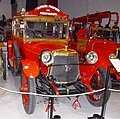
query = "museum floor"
xmin=0 ymin=71 xmax=120 ymax=119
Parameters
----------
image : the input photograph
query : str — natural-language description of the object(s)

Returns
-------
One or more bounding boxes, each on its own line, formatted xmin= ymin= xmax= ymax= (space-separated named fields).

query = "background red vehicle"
xmin=69 ymin=11 xmax=120 ymax=106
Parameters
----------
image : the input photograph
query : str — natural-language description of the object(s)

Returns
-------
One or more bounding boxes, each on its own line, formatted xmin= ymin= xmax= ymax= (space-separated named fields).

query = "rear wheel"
xmin=11 ymin=41 xmax=21 ymax=75
xmin=86 ymin=67 xmax=111 ymax=107
xmin=21 ymin=71 xmax=36 ymax=114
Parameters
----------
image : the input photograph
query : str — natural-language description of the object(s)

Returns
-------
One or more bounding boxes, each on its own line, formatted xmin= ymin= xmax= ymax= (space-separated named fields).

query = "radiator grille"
xmin=49 ymin=55 xmax=79 ymax=84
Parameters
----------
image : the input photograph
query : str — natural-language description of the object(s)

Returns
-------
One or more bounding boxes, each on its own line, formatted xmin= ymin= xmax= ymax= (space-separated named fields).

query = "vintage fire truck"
xmin=70 ymin=11 xmax=120 ymax=106
xmin=7 ymin=5 xmax=111 ymax=115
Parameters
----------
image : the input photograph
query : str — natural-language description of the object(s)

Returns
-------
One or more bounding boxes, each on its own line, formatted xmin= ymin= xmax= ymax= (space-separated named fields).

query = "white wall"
xmin=58 ymin=0 xmax=88 ymax=19
xmin=0 ymin=0 xmax=11 ymax=19
xmin=88 ymin=0 xmax=119 ymax=13
xmin=0 ymin=0 xmax=26 ymax=19
xmin=58 ymin=0 xmax=120 ymax=19
xmin=17 ymin=0 xmax=26 ymax=13
xmin=1 ymin=0 xmax=119 ymax=22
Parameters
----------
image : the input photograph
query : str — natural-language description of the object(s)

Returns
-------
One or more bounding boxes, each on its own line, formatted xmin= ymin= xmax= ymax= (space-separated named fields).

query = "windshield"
xmin=92 ymin=30 xmax=104 ymax=39
xmin=26 ymin=21 xmax=68 ymax=39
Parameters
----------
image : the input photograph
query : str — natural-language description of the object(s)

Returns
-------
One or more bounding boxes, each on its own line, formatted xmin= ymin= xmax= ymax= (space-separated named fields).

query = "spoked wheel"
xmin=11 ymin=41 xmax=21 ymax=75
xmin=21 ymin=71 xmax=36 ymax=114
xmin=86 ymin=67 xmax=111 ymax=107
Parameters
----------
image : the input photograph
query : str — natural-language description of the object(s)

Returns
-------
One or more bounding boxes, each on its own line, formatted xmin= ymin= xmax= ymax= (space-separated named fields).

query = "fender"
xmin=21 ymin=59 xmax=39 ymax=78
xmin=95 ymin=57 xmax=111 ymax=71
xmin=8 ymin=40 xmax=14 ymax=59
xmin=80 ymin=57 xmax=110 ymax=91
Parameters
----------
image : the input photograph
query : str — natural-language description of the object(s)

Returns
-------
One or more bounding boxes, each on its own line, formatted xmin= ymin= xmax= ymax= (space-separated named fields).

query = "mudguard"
xmin=8 ymin=40 xmax=14 ymax=59
xmin=80 ymin=58 xmax=110 ymax=91
xmin=95 ymin=57 xmax=110 ymax=71
xmin=21 ymin=59 xmax=39 ymax=78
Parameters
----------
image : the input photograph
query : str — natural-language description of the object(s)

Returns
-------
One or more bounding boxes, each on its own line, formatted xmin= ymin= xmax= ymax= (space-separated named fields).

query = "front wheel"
xmin=21 ymin=71 xmax=36 ymax=114
xmin=86 ymin=66 xmax=111 ymax=107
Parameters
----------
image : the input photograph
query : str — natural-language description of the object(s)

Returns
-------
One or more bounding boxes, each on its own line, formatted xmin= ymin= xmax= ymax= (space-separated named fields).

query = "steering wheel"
xmin=26 ymin=30 xmax=42 ymax=38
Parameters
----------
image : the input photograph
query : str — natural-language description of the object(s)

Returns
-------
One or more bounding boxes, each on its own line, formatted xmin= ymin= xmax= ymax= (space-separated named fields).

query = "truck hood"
xmin=88 ymin=39 xmax=120 ymax=51
xmin=24 ymin=40 xmax=68 ymax=54
xmin=86 ymin=39 xmax=120 ymax=59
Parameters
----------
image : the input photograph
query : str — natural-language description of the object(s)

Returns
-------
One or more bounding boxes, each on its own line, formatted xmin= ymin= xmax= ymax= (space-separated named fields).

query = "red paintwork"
xmin=70 ymin=11 xmax=120 ymax=91
xmin=8 ymin=40 xmax=68 ymax=78
xmin=70 ymin=40 xmax=120 ymax=92
xmin=27 ymin=5 xmax=68 ymax=18
xmin=17 ymin=4 xmax=68 ymax=19
xmin=21 ymin=59 xmax=39 ymax=78
xmin=9 ymin=4 xmax=120 ymax=97
xmin=8 ymin=5 xmax=69 ymax=74
xmin=73 ymin=11 xmax=119 ymax=27
xmin=7 ymin=5 xmax=114 ymax=111
xmin=73 ymin=11 xmax=110 ymax=27
xmin=8 ymin=5 xmax=70 ymax=94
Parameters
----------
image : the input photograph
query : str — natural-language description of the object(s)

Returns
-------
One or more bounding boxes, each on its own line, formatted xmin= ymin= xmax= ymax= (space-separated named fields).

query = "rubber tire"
xmin=86 ymin=66 xmax=111 ymax=107
xmin=12 ymin=41 xmax=21 ymax=75
xmin=21 ymin=72 xmax=36 ymax=114
xmin=21 ymin=71 xmax=36 ymax=114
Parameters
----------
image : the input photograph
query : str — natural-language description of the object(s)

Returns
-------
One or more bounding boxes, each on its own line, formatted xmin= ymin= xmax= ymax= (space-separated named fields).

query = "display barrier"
xmin=0 ymin=85 xmax=120 ymax=119
xmin=88 ymin=66 xmax=111 ymax=119
xmin=0 ymin=86 xmax=120 ymax=119
xmin=0 ymin=66 xmax=120 ymax=119
xmin=0 ymin=86 xmax=105 ymax=98
xmin=0 ymin=86 xmax=105 ymax=119
xmin=0 ymin=86 xmax=120 ymax=97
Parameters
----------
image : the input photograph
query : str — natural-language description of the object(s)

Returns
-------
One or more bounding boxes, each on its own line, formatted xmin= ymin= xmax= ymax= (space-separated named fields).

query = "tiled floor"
xmin=0 ymin=71 xmax=120 ymax=119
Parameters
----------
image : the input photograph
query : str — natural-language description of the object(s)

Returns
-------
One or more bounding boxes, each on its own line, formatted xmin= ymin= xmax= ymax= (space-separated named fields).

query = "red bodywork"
xmin=8 ymin=4 xmax=84 ymax=100
xmin=73 ymin=11 xmax=119 ymax=27
xmin=7 ymin=6 xmax=114 ymax=114
xmin=8 ymin=38 xmax=68 ymax=77
xmin=7 ymin=5 xmax=96 ymax=115
xmin=8 ymin=5 xmax=69 ymax=78
xmin=70 ymin=11 xmax=120 ymax=89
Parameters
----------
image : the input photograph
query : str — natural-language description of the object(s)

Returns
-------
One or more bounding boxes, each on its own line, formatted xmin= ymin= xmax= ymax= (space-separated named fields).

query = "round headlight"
xmin=41 ymin=50 xmax=53 ymax=65
xmin=86 ymin=51 xmax=98 ymax=64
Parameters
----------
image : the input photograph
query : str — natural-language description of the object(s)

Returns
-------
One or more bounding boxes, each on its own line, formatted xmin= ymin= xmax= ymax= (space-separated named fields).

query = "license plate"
xmin=109 ymin=59 xmax=120 ymax=72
